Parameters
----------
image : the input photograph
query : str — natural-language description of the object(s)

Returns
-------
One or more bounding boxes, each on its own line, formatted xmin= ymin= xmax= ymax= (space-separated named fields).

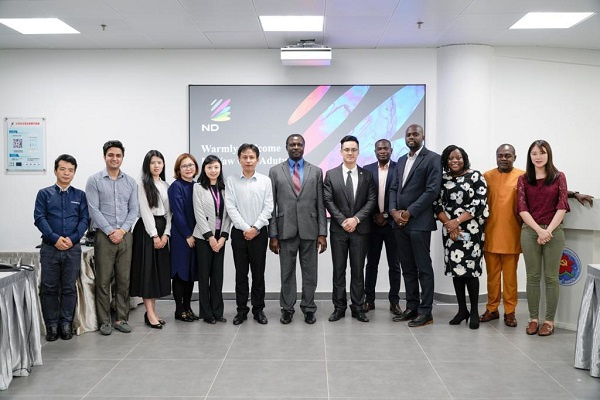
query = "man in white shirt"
xmin=225 ymin=143 xmax=273 ymax=325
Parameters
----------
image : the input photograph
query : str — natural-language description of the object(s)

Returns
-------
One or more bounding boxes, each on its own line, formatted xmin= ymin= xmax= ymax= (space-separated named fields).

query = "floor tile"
xmin=227 ymin=332 xmax=325 ymax=360
xmin=325 ymin=333 xmax=426 ymax=361
xmin=87 ymin=359 xmax=221 ymax=397
xmin=126 ymin=333 xmax=235 ymax=360
xmin=208 ymin=360 xmax=328 ymax=398
xmin=41 ymin=331 xmax=147 ymax=360
xmin=540 ymin=361 xmax=600 ymax=400
xmin=433 ymin=360 xmax=574 ymax=399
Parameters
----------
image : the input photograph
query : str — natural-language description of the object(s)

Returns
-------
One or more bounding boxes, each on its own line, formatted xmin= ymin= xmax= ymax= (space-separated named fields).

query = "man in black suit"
xmin=269 ymin=134 xmax=328 ymax=325
xmin=324 ymin=135 xmax=377 ymax=323
xmin=389 ymin=124 xmax=442 ymax=327
xmin=362 ymin=139 xmax=402 ymax=316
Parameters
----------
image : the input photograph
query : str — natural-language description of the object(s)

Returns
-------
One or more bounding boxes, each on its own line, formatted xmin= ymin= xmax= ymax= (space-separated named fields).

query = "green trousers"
xmin=520 ymin=224 xmax=565 ymax=321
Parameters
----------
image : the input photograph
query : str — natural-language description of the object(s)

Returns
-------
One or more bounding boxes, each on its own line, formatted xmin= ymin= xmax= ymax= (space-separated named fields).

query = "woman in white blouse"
xmin=130 ymin=150 xmax=172 ymax=329
xmin=193 ymin=155 xmax=231 ymax=324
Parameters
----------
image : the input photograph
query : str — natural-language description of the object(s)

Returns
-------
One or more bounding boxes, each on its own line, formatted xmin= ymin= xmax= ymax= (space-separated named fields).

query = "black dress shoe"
xmin=175 ymin=311 xmax=194 ymax=322
xmin=469 ymin=310 xmax=480 ymax=330
xmin=305 ymin=312 xmax=316 ymax=324
xmin=390 ymin=303 xmax=403 ymax=316
xmin=232 ymin=312 xmax=247 ymax=325
xmin=203 ymin=317 xmax=217 ymax=324
xmin=392 ymin=308 xmax=418 ymax=322
xmin=362 ymin=301 xmax=375 ymax=312
xmin=408 ymin=314 xmax=433 ymax=327
xmin=254 ymin=311 xmax=268 ymax=324
xmin=216 ymin=317 xmax=227 ymax=323
xmin=186 ymin=309 xmax=200 ymax=320
xmin=46 ymin=326 xmax=59 ymax=342
xmin=60 ymin=324 xmax=73 ymax=340
xmin=328 ymin=309 xmax=345 ymax=322
xmin=351 ymin=310 xmax=369 ymax=322
xmin=280 ymin=310 xmax=293 ymax=324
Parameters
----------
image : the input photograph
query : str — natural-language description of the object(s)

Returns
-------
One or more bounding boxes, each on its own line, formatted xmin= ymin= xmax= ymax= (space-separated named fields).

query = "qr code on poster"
xmin=13 ymin=138 xmax=23 ymax=149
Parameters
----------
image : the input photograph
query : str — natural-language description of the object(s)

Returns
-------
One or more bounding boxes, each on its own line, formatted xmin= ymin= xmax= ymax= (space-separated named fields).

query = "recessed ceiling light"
xmin=510 ymin=12 xmax=595 ymax=29
xmin=0 ymin=18 xmax=79 ymax=34
xmin=260 ymin=16 xmax=323 ymax=32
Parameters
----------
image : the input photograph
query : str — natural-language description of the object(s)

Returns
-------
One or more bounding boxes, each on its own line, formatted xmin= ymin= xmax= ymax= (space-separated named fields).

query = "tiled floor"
xmin=2 ymin=299 xmax=599 ymax=399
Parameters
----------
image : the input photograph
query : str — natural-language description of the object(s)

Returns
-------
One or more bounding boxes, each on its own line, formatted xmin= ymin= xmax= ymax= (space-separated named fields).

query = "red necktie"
xmin=293 ymin=163 xmax=301 ymax=194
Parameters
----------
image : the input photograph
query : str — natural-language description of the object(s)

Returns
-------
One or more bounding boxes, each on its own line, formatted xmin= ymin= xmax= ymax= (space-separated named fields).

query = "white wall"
xmin=1 ymin=46 xmax=598 ymax=297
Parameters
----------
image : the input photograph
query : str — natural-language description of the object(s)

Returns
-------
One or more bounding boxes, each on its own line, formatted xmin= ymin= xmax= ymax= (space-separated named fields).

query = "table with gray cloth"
xmin=0 ymin=247 xmax=97 ymax=335
xmin=574 ymin=264 xmax=600 ymax=378
xmin=0 ymin=270 xmax=43 ymax=390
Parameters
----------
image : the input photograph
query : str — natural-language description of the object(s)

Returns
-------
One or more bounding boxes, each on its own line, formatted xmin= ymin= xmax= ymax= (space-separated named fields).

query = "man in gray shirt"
xmin=86 ymin=140 xmax=139 ymax=335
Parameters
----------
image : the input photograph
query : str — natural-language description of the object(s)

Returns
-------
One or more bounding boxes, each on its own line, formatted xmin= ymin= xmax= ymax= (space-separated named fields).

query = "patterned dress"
xmin=434 ymin=170 xmax=489 ymax=277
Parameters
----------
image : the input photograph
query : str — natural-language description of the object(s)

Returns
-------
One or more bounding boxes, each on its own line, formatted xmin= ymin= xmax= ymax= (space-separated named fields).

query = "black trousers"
xmin=330 ymin=230 xmax=368 ymax=311
xmin=364 ymin=222 xmax=401 ymax=304
xmin=395 ymin=228 xmax=434 ymax=315
xmin=231 ymin=227 xmax=268 ymax=314
xmin=195 ymin=238 xmax=225 ymax=319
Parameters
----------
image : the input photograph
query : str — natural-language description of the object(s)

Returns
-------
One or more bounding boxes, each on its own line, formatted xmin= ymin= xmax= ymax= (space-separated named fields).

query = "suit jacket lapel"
xmin=282 ymin=161 xmax=297 ymax=196
xmin=404 ymin=148 xmax=426 ymax=187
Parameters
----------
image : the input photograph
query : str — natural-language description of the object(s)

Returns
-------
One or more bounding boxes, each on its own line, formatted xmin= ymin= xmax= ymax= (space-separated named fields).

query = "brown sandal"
xmin=526 ymin=320 xmax=539 ymax=335
xmin=538 ymin=322 xmax=554 ymax=336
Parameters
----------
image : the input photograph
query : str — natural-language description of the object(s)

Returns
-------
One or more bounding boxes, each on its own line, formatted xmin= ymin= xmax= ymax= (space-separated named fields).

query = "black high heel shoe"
xmin=157 ymin=318 xmax=166 ymax=325
xmin=449 ymin=310 xmax=470 ymax=325
xmin=469 ymin=310 xmax=480 ymax=330
xmin=144 ymin=312 xmax=163 ymax=329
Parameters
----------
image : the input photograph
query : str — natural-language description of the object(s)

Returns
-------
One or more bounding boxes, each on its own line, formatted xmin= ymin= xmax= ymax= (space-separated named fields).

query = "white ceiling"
xmin=0 ymin=0 xmax=599 ymax=50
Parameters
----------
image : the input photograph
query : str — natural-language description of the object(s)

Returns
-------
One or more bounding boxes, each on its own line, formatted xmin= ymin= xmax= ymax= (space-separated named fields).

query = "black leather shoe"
xmin=392 ymin=308 xmax=418 ymax=322
xmin=362 ymin=301 xmax=375 ymax=312
xmin=46 ymin=326 xmax=59 ymax=342
xmin=59 ymin=324 xmax=73 ymax=340
xmin=254 ymin=311 xmax=268 ymax=324
xmin=186 ymin=309 xmax=200 ymax=320
xmin=203 ymin=317 xmax=217 ymax=324
xmin=408 ymin=314 xmax=433 ymax=327
xmin=175 ymin=311 xmax=194 ymax=322
xmin=390 ymin=303 xmax=403 ymax=316
xmin=216 ymin=317 xmax=227 ymax=323
xmin=305 ymin=312 xmax=316 ymax=324
xmin=328 ymin=309 xmax=345 ymax=322
xmin=232 ymin=312 xmax=247 ymax=325
xmin=351 ymin=310 xmax=369 ymax=322
xmin=280 ymin=310 xmax=293 ymax=324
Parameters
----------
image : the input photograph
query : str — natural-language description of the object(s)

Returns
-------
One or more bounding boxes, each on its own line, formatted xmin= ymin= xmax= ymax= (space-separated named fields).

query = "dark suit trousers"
xmin=279 ymin=236 xmax=318 ymax=314
xmin=330 ymin=230 xmax=368 ymax=311
xmin=195 ymin=239 xmax=225 ymax=319
xmin=395 ymin=228 xmax=434 ymax=315
xmin=364 ymin=223 xmax=401 ymax=304
xmin=231 ymin=227 xmax=267 ymax=315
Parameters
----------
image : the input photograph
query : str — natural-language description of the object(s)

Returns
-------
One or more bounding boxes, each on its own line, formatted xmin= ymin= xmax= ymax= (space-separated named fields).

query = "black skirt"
xmin=130 ymin=216 xmax=171 ymax=298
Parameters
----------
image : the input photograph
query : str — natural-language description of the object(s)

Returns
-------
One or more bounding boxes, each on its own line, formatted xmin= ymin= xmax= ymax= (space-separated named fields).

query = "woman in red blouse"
xmin=517 ymin=140 xmax=569 ymax=337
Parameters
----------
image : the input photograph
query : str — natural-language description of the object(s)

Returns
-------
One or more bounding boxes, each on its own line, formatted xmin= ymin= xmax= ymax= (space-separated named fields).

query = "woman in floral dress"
xmin=434 ymin=145 xmax=489 ymax=329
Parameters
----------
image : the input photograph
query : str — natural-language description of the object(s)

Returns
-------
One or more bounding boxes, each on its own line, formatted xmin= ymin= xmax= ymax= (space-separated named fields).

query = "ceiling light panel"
xmin=0 ymin=18 xmax=80 ymax=34
xmin=510 ymin=12 xmax=595 ymax=29
xmin=260 ymin=16 xmax=323 ymax=31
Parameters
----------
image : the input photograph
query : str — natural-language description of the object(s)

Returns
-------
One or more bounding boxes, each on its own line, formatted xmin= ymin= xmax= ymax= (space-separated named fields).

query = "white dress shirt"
xmin=225 ymin=171 xmax=273 ymax=231
xmin=402 ymin=146 xmax=423 ymax=187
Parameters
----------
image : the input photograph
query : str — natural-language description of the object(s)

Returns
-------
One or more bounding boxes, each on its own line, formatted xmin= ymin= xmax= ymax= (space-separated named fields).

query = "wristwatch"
xmin=382 ymin=212 xmax=389 ymax=219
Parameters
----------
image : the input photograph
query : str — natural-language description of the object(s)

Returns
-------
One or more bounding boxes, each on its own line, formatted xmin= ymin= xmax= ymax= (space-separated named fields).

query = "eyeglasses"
xmin=181 ymin=163 xmax=196 ymax=170
xmin=342 ymin=148 xmax=359 ymax=153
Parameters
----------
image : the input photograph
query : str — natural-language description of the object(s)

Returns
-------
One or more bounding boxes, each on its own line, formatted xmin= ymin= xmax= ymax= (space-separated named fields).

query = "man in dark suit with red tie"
xmin=324 ymin=135 xmax=377 ymax=323
xmin=362 ymin=139 xmax=402 ymax=316
xmin=269 ymin=134 xmax=328 ymax=325
xmin=389 ymin=124 xmax=442 ymax=327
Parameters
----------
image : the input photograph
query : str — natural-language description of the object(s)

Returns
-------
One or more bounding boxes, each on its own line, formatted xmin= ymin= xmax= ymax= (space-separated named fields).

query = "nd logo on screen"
xmin=203 ymin=99 xmax=231 ymax=131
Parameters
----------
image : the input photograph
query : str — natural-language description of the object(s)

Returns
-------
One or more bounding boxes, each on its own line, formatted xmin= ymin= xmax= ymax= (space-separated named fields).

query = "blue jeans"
xmin=40 ymin=243 xmax=81 ymax=327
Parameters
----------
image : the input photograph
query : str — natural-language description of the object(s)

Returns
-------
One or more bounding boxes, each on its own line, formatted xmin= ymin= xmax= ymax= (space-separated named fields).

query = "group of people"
xmin=34 ymin=126 xmax=593 ymax=342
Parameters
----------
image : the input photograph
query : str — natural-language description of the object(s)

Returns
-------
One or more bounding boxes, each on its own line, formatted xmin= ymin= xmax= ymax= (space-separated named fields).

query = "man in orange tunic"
xmin=481 ymin=144 xmax=523 ymax=327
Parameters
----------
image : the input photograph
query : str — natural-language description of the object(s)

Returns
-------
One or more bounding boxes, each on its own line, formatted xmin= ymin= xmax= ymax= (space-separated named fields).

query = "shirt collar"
xmin=239 ymin=171 xmax=257 ymax=181
xmin=378 ymin=160 xmax=391 ymax=171
xmin=408 ymin=146 xmax=424 ymax=159
xmin=54 ymin=184 xmax=70 ymax=192
xmin=102 ymin=168 xmax=123 ymax=179
xmin=342 ymin=164 xmax=357 ymax=175
xmin=288 ymin=158 xmax=304 ymax=169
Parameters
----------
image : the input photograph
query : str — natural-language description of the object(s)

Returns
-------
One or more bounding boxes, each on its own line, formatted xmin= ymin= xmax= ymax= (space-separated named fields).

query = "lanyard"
xmin=209 ymin=186 xmax=221 ymax=217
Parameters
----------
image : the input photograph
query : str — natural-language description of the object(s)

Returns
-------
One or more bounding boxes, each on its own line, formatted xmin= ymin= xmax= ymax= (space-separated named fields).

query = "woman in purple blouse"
xmin=517 ymin=140 xmax=569 ymax=337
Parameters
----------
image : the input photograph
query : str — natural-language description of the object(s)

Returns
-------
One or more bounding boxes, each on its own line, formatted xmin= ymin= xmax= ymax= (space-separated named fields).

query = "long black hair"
xmin=198 ymin=155 xmax=225 ymax=190
xmin=440 ymin=145 xmax=470 ymax=174
xmin=141 ymin=150 xmax=166 ymax=209
xmin=525 ymin=140 xmax=558 ymax=185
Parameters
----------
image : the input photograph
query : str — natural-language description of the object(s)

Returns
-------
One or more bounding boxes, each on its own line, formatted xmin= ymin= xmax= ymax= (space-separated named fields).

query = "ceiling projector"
xmin=280 ymin=45 xmax=332 ymax=66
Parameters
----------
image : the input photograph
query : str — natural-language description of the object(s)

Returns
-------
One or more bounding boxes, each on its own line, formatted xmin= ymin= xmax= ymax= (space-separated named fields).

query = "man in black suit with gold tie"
xmin=324 ymin=135 xmax=377 ymax=323
xmin=362 ymin=139 xmax=402 ymax=316
xmin=389 ymin=124 xmax=442 ymax=327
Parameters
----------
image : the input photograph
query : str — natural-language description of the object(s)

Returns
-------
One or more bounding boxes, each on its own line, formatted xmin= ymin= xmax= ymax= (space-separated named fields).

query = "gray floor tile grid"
xmin=1 ymin=300 xmax=598 ymax=400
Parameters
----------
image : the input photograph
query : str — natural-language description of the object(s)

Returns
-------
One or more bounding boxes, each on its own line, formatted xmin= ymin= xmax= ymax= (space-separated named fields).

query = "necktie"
xmin=292 ymin=162 xmax=301 ymax=194
xmin=346 ymin=170 xmax=354 ymax=213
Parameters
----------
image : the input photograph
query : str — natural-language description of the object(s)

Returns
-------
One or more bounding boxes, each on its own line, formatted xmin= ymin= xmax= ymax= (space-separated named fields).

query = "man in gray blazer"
xmin=269 ymin=134 xmax=327 ymax=325
xmin=389 ymin=124 xmax=442 ymax=327
xmin=324 ymin=135 xmax=377 ymax=323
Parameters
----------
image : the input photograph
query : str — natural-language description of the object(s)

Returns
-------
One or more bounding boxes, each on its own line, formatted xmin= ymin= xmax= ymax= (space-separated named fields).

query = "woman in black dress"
xmin=434 ymin=145 xmax=489 ymax=329
xmin=130 ymin=150 xmax=172 ymax=329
